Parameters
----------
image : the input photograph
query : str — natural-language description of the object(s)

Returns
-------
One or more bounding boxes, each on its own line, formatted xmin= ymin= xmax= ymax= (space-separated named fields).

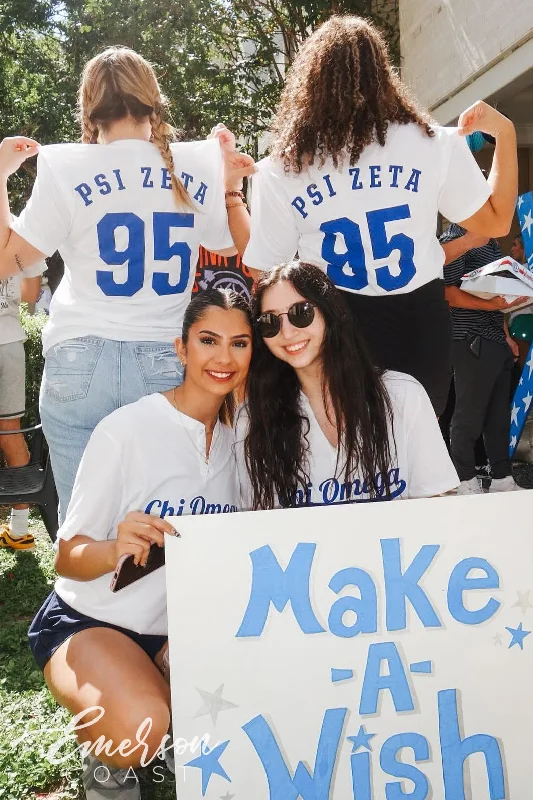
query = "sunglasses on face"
xmin=256 ymin=301 xmax=316 ymax=338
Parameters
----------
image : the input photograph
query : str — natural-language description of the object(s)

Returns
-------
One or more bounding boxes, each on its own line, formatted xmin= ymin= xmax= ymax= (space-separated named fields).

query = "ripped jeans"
xmin=40 ymin=337 xmax=184 ymax=521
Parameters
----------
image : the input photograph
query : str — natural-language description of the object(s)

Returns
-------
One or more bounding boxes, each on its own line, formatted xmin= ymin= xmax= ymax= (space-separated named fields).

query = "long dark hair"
xmin=182 ymin=289 xmax=252 ymax=426
xmin=271 ymin=15 xmax=433 ymax=173
xmin=244 ymin=262 xmax=394 ymax=509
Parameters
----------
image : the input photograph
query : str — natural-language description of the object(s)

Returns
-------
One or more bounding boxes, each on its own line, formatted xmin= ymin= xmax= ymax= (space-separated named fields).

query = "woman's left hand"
xmin=209 ymin=123 xmax=256 ymax=191
xmin=0 ymin=136 xmax=40 ymax=179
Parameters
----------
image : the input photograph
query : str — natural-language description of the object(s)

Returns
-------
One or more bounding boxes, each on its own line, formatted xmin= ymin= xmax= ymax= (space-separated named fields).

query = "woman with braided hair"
xmin=0 ymin=47 xmax=253 ymax=523
xmin=243 ymin=15 xmax=518 ymax=416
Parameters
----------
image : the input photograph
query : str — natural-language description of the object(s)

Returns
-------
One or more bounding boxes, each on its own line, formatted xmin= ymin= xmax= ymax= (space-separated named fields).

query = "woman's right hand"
xmin=114 ymin=511 xmax=176 ymax=567
xmin=0 ymin=136 xmax=40 ymax=179
xmin=485 ymin=295 xmax=529 ymax=311
xmin=458 ymin=101 xmax=514 ymax=140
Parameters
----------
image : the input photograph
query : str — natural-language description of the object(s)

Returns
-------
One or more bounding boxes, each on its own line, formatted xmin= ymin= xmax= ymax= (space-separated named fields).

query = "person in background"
xmin=0 ymin=47 xmax=253 ymax=520
xmin=510 ymin=233 xmax=525 ymax=265
xmin=440 ymin=225 xmax=525 ymax=494
xmin=0 ymin=255 xmax=46 ymax=549
xmin=242 ymin=15 xmax=518 ymax=417
xmin=508 ymin=233 xmax=533 ymax=367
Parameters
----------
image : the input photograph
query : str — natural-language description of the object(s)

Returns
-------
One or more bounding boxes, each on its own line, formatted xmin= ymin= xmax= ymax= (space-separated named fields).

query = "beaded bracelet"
xmin=225 ymin=190 xmax=245 ymax=200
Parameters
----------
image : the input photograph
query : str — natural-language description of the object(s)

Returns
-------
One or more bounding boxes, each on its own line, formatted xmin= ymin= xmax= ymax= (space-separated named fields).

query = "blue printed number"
xmin=97 ymin=213 xmax=145 ymax=297
xmin=320 ymin=217 xmax=368 ymax=291
xmin=152 ymin=212 xmax=193 ymax=295
xmin=96 ymin=211 xmax=194 ymax=297
xmin=320 ymin=204 xmax=416 ymax=292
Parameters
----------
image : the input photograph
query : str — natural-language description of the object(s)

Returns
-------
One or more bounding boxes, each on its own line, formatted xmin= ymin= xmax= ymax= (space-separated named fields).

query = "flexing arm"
xmin=0 ymin=137 xmax=46 ymax=278
xmin=457 ymin=102 xmax=517 ymax=237
xmin=210 ymin=124 xmax=253 ymax=256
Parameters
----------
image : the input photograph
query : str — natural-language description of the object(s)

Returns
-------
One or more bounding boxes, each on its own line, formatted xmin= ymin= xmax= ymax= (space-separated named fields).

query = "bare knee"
xmin=80 ymin=702 xmax=171 ymax=769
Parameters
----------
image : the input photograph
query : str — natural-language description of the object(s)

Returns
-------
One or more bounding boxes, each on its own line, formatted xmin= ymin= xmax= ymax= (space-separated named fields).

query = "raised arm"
xmin=0 ymin=137 xmax=46 ymax=278
xmin=211 ymin=124 xmax=254 ymax=256
xmin=457 ymin=102 xmax=518 ymax=237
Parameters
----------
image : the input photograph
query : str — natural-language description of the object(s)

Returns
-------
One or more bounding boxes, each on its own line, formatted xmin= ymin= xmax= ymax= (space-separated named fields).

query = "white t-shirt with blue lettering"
xmin=235 ymin=372 xmax=459 ymax=509
xmin=55 ymin=392 xmax=239 ymax=634
xmin=243 ymin=124 xmax=491 ymax=296
xmin=12 ymin=138 xmax=233 ymax=353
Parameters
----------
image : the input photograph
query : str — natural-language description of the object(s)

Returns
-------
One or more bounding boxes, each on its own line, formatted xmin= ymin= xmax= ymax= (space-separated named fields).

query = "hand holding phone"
xmin=113 ymin=510 xmax=175 ymax=568
xmin=109 ymin=512 xmax=178 ymax=593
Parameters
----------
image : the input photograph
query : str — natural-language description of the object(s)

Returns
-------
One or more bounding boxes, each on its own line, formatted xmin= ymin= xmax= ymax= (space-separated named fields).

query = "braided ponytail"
xmin=81 ymin=111 xmax=98 ymax=144
xmin=150 ymin=110 xmax=194 ymax=209
xmin=78 ymin=47 xmax=194 ymax=209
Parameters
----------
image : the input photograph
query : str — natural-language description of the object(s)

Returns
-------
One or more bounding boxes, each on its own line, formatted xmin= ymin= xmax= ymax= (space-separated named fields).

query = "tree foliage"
xmin=0 ymin=0 xmax=399 ymax=207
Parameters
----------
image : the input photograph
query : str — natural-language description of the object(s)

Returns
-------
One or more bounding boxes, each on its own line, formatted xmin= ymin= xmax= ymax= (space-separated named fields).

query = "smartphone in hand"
xmin=110 ymin=543 xmax=165 ymax=592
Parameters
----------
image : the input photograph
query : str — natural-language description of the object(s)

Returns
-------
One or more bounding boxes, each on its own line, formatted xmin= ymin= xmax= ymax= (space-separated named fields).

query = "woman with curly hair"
xmin=243 ymin=15 xmax=517 ymax=416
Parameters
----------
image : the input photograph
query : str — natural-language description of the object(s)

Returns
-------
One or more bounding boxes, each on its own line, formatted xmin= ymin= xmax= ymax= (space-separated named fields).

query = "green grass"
xmin=0 ymin=513 xmax=176 ymax=799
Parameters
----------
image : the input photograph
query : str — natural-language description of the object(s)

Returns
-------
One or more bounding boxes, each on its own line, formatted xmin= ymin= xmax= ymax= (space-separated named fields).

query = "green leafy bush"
xmin=20 ymin=305 xmax=47 ymax=426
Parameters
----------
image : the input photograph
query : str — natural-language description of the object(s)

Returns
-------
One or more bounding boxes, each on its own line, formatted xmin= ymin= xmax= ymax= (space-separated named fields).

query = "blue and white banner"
xmin=166 ymin=492 xmax=533 ymax=799
xmin=510 ymin=191 xmax=533 ymax=456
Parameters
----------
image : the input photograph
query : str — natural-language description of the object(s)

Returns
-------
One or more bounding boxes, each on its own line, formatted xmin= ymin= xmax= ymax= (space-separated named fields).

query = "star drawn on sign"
xmin=347 ymin=725 xmax=376 ymax=753
xmin=184 ymin=740 xmax=231 ymax=795
xmin=195 ymin=684 xmax=238 ymax=725
xmin=526 ymin=352 xmax=533 ymax=381
xmin=493 ymin=633 xmax=503 ymax=646
xmin=522 ymin=210 xmax=533 ymax=237
xmin=523 ymin=392 xmax=533 ymax=413
xmin=506 ymin=623 xmax=531 ymax=650
xmin=512 ymin=590 xmax=533 ymax=614
xmin=511 ymin=404 xmax=520 ymax=426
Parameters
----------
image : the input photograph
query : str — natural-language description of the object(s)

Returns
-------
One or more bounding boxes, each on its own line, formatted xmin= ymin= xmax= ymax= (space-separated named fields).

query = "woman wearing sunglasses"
xmin=236 ymin=261 xmax=458 ymax=510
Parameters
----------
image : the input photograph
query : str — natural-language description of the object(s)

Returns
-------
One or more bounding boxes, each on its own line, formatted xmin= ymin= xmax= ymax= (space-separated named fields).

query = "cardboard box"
xmin=460 ymin=257 xmax=533 ymax=311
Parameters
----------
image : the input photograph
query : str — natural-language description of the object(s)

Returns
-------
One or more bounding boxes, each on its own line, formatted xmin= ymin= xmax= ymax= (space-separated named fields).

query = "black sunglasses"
xmin=256 ymin=301 xmax=316 ymax=338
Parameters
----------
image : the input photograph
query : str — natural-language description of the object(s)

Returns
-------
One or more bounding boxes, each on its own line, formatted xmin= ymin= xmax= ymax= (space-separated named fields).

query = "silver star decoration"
xmin=493 ymin=633 xmax=503 ymax=646
xmin=526 ymin=352 xmax=533 ymax=380
xmin=522 ymin=210 xmax=533 ymax=237
xmin=511 ymin=404 xmax=520 ymax=426
xmin=518 ymin=195 xmax=524 ymax=210
xmin=512 ymin=590 xmax=533 ymax=614
xmin=511 ymin=435 xmax=518 ymax=448
xmin=523 ymin=392 xmax=533 ymax=412
xmin=220 ymin=794 xmax=235 ymax=800
xmin=195 ymin=684 xmax=238 ymax=726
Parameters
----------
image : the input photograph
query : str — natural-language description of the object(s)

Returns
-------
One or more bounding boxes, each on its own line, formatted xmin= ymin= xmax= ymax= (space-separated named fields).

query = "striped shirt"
xmin=440 ymin=224 xmax=505 ymax=343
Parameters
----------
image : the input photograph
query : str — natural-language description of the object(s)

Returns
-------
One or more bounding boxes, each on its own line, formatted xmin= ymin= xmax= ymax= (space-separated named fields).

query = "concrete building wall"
xmin=400 ymin=0 xmax=533 ymax=112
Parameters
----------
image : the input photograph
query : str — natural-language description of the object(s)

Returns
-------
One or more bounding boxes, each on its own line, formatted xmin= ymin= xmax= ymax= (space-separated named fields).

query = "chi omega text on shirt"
xmin=73 ymin=167 xmax=209 ymax=208
xmin=293 ymin=468 xmax=407 ymax=506
xmin=145 ymin=496 xmax=238 ymax=517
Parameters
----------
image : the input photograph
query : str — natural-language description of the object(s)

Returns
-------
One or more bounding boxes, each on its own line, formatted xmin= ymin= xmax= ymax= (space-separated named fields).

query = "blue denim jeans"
xmin=40 ymin=337 xmax=184 ymax=521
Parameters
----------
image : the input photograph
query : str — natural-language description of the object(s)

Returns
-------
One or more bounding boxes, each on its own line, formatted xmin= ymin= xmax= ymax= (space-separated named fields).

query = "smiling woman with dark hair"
xmin=27 ymin=289 xmax=252 ymax=799
xmin=236 ymin=261 xmax=458 ymax=511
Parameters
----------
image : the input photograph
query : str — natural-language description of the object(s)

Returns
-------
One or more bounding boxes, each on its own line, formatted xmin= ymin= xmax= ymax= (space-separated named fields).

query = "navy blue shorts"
xmin=28 ymin=591 xmax=168 ymax=672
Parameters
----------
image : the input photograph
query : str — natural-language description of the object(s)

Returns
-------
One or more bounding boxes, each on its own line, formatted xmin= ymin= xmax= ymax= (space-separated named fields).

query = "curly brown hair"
xmin=271 ymin=15 xmax=434 ymax=173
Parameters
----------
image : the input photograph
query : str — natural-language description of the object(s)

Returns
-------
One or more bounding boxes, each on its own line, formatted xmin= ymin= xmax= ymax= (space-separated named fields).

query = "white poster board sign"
xmin=166 ymin=492 xmax=533 ymax=800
